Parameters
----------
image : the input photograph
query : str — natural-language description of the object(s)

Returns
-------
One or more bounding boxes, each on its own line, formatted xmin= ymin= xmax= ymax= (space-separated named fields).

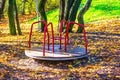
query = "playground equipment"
xmin=25 ymin=20 xmax=88 ymax=61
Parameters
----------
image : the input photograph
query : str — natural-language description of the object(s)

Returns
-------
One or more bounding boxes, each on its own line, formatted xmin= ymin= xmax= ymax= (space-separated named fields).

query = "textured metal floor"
xmin=25 ymin=44 xmax=88 ymax=61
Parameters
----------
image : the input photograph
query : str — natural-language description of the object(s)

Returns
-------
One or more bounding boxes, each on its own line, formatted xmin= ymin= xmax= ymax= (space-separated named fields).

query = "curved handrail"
xmin=28 ymin=20 xmax=47 ymax=48
xmin=59 ymin=20 xmax=68 ymax=49
xmin=43 ymin=22 xmax=54 ymax=56
xmin=28 ymin=20 xmax=88 ymax=56
xmin=65 ymin=22 xmax=88 ymax=54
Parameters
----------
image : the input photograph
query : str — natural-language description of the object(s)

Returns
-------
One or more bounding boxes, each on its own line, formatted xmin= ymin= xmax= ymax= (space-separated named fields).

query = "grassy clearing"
xmin=84 ymin=0 xmax=120 ymax=22
xmin=28 ymin=0 xmax=120 ymax=26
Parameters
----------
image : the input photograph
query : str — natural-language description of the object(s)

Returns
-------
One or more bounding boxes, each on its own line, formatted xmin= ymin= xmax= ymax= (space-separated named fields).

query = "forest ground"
xmin=0 ymin=15 xmax=120 ymax=79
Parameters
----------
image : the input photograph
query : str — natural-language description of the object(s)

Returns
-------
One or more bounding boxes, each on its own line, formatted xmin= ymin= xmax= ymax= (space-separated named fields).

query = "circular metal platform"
xmin=25 ymin=45 xmax=88 ymax=61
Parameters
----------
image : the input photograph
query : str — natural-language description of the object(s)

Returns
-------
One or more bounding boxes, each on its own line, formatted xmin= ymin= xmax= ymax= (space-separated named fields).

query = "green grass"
xmin=47 ymin=8 xmax=59 ymax=26
xmin=29 ymin=0 xmax=120 ymax=26
xmin=84 ymin=0 xmax=120 ymax=22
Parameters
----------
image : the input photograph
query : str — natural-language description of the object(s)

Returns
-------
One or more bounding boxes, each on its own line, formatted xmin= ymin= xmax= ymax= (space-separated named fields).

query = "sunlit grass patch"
xmin=27 ymin=0 xmax=120 ymax=27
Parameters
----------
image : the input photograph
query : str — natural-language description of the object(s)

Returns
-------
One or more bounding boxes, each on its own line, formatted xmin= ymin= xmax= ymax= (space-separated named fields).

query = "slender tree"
xmin=8 ymin=0 xmax=22 ymax=35
xmin=59 ymin=0 xmax=65 ymax=22
xmin=58 ymin=0 xmax=65 ymax=31
xmin=77 ymin=0 xmax=92 ymax=32
xmin=14 ymin=0 xmax=22 ymax=35
xmin=38 ymin=0 xmax=47 ymax=32
xmin=8 ymin=0 xmax=16 ymax=35
xmin=67 ymin=0 xmax=82 ymax=32
xmin=0 ymin=0 xmax=6 ymax=20
xmin=21 ymin=0 xmax=28 ymax=15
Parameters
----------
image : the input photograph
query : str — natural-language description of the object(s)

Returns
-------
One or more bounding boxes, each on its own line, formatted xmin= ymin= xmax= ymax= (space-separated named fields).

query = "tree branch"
xmin=78 ymin=0 xmax=92 ymax=17
xmin=64 ymin=0 xmax=74 ymax=20
xmin=77 ymin=0 xmax=92 ymax=33
xmin=68 ymin=0 xmax=82 ymax=21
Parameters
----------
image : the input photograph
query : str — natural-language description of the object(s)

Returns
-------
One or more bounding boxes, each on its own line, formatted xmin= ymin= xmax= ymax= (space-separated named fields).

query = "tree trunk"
xmin=14 ymin=0 xmax=22 ymax=35
xmin=0 ymin=0 xmax=6 ymax=20
xmin=8 ymin=0 xmax=16 ymax=35
xmin=59 ymin=0 xmax=82 ymax=32
xmin=67 ymin=0 xmax=82 ymax=32
xmin=21 ymin=0 xmax=27 ymax=15
xmin=58 ymin=0 xmax=65 ymax=31
xmin=77 ymin=0 xmax=92 ymax=33
xmin=38 ymin=0 xmax=47 ymax=32
xmin=64 ymin=0 xmax=74 ymax=20
xmin=59 ymin=0 xmax=65 ymax=22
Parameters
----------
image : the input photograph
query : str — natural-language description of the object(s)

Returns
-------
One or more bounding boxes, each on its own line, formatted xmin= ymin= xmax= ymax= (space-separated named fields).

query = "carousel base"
xmin=25 ymin=45 xmax=88 ymax=61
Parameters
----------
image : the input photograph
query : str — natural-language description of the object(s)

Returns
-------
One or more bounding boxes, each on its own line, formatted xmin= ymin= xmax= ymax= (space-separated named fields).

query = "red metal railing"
xmin=28 ymin=20 xmax=88 ymax=57
xmin=28 ymin=20 xmax=47 ymax=48
xmin=65 ymin=22 xmax=88 ymax=54
xmin=43 ymin=20 xmax=69 ymax=55
xmin=59 ymin=20 xmax=68 ymax=49
xmin=43 ymin=22 xmax=54 ymax=56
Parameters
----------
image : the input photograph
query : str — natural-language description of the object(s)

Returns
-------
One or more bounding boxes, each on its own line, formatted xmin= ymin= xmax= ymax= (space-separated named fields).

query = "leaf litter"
xmin=0 ymin=18 xmax=120 ymax=79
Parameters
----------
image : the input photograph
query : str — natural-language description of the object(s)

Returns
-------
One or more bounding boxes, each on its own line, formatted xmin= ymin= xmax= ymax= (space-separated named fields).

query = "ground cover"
xmin=0 ymin=17 xmax=120 ymax=79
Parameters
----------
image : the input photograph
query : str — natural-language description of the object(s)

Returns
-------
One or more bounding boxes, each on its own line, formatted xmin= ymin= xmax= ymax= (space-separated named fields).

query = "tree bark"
xmin=64 ymin=0 xmax=74 ymax=20
xmin=59 ymin=0 xmax=65 ymax=22
xmin=77 ymin=0 xmax=92 ymax=33
xmin=0 ymin=0 xmax=6 ymax=20
xmin=14 ymin=0 xmax=22 ymax=35
xmin=59 ymin=0 xmax=82 ymax=32
xmin=58 ymin=0 xmax=65 ymax=31
xmin=8 ymin=0 xmax=16 ymax=35
xmin=38 ymin=0 xmax=47 ymax=32
xmin=68 ymin=0 xmax=82 ymax=32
